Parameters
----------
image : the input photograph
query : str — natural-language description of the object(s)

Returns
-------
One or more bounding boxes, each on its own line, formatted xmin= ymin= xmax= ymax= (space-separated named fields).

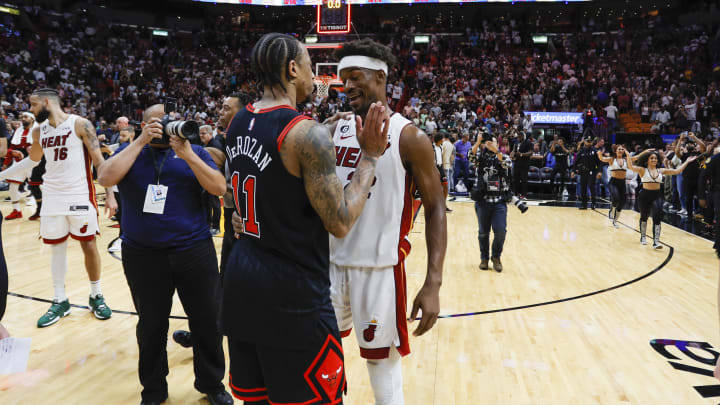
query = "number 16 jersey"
xmin=39 ymin=114 xmax=97 ymax=210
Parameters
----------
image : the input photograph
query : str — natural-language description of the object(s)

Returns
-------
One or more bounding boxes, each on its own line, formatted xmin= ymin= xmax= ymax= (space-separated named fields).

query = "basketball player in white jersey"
xmin=0 ymin=88 xmax=117 ymax=327
xmin=2 ymin=112 xmax=37 ymax=219
xmin=328 ymin=39 xmax=447 ymax=404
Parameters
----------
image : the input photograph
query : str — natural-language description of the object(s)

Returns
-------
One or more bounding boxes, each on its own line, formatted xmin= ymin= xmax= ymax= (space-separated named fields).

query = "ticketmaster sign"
xmin=524 ymin=112 xmax=584 ymax=125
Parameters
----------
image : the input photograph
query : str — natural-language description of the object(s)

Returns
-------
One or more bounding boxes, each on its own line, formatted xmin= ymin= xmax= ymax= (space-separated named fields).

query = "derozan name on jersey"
xmin=226 ymin=135 xmax=272 ymax=172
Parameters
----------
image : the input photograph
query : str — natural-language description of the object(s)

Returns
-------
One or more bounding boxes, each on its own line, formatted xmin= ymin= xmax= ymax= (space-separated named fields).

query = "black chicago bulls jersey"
xmin=222 ymin=104 xmax=334 ymax=348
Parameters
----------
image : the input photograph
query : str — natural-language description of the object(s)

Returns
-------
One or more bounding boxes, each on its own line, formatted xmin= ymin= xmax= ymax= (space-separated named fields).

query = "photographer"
xmin=675 ymin=131 xmax=706 ymax=217
xmin=97 ymin=104 xmax=231 ymax=405
xmin=510 ymin=130 xmax=533 ymax=198
xmin=573 ymin=137 xmax=601 ymax=210
xmin=550 ymin=138 xmax=570 ymax=197
xmin=470 ymin=132 xmax=512 ymax=272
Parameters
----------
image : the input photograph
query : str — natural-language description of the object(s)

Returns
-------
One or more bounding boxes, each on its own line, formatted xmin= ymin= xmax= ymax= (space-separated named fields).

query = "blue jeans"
xmin=675 ymin=175 xmax=686 ymax=211
xmin=474 ymin=200 xmax=507 ymax=260
xmin=445 ymin=167 xmax=454 ymax=191
xmin=454 ymin=159 xmax=470 ymax=191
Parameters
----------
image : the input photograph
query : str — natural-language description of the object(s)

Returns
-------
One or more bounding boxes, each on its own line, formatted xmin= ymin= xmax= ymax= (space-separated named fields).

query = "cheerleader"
xmin=597 ymin=145 xmax=631 ymax=228
xmin=627 ymin=151 xmax=697 ymax=248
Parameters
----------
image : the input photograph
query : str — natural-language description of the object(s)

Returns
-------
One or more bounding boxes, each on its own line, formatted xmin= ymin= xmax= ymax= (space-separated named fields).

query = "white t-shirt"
xmin=684 ymin=103 xmax=697 ymax=121
xmin=392 ymin=85 xmax=403 ymax=100
xmin=604 ymin=105 xmax=618 ymax=119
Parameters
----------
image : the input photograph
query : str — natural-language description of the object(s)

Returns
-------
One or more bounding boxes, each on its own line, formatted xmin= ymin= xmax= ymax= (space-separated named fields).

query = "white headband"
xmin=21 ymin=112 xmax=34 ymax=120
xmin=338 ymin=55 xmax=388 ymax=76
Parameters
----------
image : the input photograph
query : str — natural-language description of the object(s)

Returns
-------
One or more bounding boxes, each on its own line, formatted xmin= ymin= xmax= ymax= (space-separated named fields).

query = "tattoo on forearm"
xmin=83 ymin=120 xmax=101 ymax=151
xmin=299 ymin=123 xmax=376 ymax=231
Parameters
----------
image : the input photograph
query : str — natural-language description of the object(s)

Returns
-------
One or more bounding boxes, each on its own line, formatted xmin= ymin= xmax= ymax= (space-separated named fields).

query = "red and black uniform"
xmin=3 ymin=126 xmax=32 ymax=183
xmin=222 ymin=104 xmax=345 ymax=405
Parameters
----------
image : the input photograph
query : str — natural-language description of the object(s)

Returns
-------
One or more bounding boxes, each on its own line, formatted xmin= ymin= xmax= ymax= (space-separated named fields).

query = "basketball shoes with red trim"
xmin=4 ymin=210 xmax=22 ymax=220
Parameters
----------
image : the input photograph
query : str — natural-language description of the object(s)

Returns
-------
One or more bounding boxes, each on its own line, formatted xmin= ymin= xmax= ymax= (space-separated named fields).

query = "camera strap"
xmin=149 ymin=147 xmax=171 ymax=185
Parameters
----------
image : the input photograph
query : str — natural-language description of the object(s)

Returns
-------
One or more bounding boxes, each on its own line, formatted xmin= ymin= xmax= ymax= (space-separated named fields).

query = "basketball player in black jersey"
xmin=222 ymin=33 xmax=389 ymax=405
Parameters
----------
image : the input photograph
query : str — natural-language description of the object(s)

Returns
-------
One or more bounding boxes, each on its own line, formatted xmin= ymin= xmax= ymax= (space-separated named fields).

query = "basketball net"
xmin=316 ymin=76 xmax=332 ymax=98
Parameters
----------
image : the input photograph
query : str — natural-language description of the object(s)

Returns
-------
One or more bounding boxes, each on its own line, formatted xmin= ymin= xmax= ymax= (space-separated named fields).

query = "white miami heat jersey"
xmin=39 ymin=114 xmax=95 ymax=203
xmin=330 ymin=113 xmax=415 ymax=268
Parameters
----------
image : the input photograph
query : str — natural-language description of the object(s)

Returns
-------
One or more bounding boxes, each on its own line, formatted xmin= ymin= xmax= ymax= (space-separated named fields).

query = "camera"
xmin=508 ymin=195 xmax=528 ymax=214
xmin=150 ymin=98 xmax=201 ymax=146
xmin=481 ymin=129 xmax=493 ymax=142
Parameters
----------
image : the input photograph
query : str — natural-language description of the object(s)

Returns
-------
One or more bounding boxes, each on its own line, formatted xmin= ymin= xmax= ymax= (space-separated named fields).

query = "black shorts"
xmin=228 ymin=315 xmax=345 ymax=404
xmin=29 ymin=157 xmax=46 ymax=185
xmin=437 ymin=165 xmax=448 ymax=184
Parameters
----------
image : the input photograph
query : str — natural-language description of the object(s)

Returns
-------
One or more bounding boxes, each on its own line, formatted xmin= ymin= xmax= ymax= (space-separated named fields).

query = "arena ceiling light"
xmin=414 ymin=35 xmax=430 ymax=44
xmin=194 ymin=0 xmax=589 ymax=6
xmin=152 ymin=30 xmax=169 ymax=37
xmin=0 ymin=5 xmax=19 ymax=15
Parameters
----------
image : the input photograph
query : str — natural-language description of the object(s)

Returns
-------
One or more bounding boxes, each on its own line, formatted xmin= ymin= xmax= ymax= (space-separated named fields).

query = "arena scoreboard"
xmin=317 ymin=0 xmax=351 ymax=34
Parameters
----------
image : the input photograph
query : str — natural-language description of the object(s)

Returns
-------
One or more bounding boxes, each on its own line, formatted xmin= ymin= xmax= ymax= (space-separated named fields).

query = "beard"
xmin=35 ymin=107 xmax=50 ymax=123
xmin=22 ymin=121 xmax=30 ymax=128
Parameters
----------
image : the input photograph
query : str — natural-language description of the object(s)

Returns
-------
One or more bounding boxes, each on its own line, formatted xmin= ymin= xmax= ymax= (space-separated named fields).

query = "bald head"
xmin=143 ymin=104 xmax=165 ymax=123
xmin=116 ymin=116 xmax=129 ymax=130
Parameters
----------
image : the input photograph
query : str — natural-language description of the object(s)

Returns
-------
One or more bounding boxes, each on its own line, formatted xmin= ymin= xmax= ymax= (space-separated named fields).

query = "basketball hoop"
xmin=315 ymin=76 xmax=332 ymax=98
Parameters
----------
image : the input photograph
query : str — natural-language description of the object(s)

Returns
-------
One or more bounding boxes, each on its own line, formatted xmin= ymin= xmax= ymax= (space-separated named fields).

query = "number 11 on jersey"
xmin=231 ymin=172 xmax=260 ymax=238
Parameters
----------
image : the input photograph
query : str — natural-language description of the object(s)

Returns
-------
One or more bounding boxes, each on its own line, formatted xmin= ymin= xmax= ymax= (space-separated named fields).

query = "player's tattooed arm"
xmin=77 ymin=117 xmax=106 ymax=168
xmin=297 ymin=122 xmax=377 ymax=238
xmin=287 ymin=102 xmax=388 ymax=237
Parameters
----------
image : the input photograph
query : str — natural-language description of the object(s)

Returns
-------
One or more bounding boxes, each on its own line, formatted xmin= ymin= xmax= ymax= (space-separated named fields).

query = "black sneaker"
xmin=172 ymin=330 xmax=192 ymax=348
xmin=207 ymin=390 xmax=233 ymax=405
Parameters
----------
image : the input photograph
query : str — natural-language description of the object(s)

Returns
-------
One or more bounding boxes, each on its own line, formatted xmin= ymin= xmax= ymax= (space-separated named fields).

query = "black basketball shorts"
xmin=228 ymin=314 xmax=345 ymax=404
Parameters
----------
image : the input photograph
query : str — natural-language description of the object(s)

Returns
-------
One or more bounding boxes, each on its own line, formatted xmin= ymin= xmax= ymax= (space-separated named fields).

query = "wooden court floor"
xmin=1 ymin=192 xmax=719 ymax=404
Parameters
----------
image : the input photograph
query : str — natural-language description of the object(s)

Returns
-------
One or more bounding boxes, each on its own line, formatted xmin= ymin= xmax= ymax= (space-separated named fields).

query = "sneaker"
xmin=653 ymin=241 xmax=663 ymax=250
xmin=4 ymin=210 xmax=22 ymax=220
xmin=449 ymin=197 xmax=457 ymax=201
xmin=678 ymin=209 xmax=688 ymax=216
xmin=445 ymin=207 xmax=453 ymax=212
xmin=479 ymin=259 xmax=489 ymax=270
xmin=108 ymin=238 xmax=122 ymax=253
xmin=173 ymin=330 xmax=193 ymax=348
xmin=210 ymin=228 xmax=221 ymax=236
xmin=491 ymin=257 xmax=503 ymax=273
xmin=89 ymin=294 xmax=112 ymax=320
xmin=37 ymin=299 xmax=71 ymax=328
xmin=28 ymin=212 xmax=40 ymax=220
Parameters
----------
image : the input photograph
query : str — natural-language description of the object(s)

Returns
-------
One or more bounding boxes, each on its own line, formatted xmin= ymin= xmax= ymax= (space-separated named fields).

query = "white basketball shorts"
xmin=40 ymin=201 xmax=99 ymax=244
xmin=330 ymin=262 xmax=411 ymax=359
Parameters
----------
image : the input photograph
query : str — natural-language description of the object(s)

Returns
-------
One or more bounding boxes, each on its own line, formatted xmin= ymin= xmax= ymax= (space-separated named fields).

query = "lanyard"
xmin=149 ymin=147 xmax=171 ymax=185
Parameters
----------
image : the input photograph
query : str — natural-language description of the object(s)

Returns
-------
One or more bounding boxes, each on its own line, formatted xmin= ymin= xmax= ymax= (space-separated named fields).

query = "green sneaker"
xmin=89 ymin=294 xmax=112 ymax=320
xmin=37 ymin=299 xmax=71 ymax=328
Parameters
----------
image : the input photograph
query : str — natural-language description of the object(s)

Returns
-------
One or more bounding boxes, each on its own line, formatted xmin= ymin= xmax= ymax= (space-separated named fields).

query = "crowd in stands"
xmin=1 ymin=3 xmax=720 ymax=230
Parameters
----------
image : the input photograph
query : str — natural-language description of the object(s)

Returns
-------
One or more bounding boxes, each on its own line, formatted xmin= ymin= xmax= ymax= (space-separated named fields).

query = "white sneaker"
xmin=108 ymin=238 xmax=122 ymax=253
xmin=678 ymin=209 xmax=688 ymax=216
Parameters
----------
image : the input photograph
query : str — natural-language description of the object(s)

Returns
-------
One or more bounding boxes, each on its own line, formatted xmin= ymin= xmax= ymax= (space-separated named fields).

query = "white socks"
xmin=366 ymin=346 xmax=404 ymax=405
xmin=9 ymin=183 xmax=20 ymax=211
xmin=90 ymin=280 xmax=102 ymax=298
xmin=51 ymin=241 xmax=68 ymax=302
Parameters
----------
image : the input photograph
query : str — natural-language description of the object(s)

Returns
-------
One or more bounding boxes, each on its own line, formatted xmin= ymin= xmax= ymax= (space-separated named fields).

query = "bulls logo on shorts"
xmin=306 ymin=335 xmax=345 ymax=401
